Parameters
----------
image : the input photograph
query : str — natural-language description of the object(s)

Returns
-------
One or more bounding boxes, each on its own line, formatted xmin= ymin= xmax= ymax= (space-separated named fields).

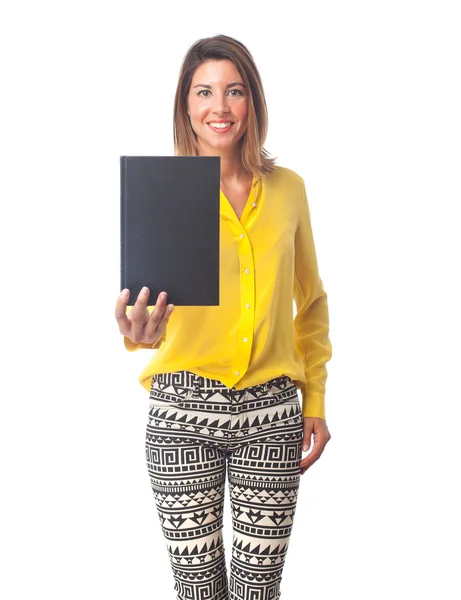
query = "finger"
xmin=299 ymin=437 xmax=327 ymax=472
xmin=130 ymin=287 xmax=151 ymax=342
xmin=300 ymin=452 xmax=321 ymax=474
xmin=302 ymin=422 xmax=313 ymax=453
xmin=144 ymin=292 xmax=172 ymax=340
xmin=150 ymin=304 xmax=174 ymax=343
xmin=115 ymin=289 xmax=131 ymax=334
xmin=299 ymin=450 xmax=321 ymax=471
xmin=301 ymin=455 xmax=320 ymax=475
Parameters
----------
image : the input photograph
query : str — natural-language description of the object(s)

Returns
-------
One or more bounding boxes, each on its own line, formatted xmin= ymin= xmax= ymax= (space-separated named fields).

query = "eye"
xmin=196 ymin=88 xmax=244 ymax=97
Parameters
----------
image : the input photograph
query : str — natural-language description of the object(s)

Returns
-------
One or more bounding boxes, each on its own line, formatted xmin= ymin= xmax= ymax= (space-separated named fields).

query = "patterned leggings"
xmin=145 ymin=370 xmax=304 ymax=600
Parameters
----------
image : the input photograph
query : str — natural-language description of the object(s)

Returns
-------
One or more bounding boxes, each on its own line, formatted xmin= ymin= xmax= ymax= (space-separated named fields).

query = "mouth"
xmin=208 ymin=121 xmax=234 ymax=133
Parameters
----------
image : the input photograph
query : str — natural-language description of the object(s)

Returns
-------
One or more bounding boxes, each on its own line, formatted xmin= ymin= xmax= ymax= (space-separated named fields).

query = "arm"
xmin=293 ymin=180 xmax=333 ymax=420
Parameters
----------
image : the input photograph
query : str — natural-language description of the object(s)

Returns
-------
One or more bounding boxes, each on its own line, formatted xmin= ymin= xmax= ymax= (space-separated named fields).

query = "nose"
xmin=212 ymin=91 xmax=230 ymax=116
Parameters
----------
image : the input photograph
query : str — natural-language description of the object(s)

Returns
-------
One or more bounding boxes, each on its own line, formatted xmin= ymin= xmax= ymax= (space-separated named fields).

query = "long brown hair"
xmin=173 ymin=34 xmax=277 ymax=178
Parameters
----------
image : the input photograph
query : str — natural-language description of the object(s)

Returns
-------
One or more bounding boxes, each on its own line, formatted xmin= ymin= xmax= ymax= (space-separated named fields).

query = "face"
xmin=187 ymin=59 xmax=249 ymax=154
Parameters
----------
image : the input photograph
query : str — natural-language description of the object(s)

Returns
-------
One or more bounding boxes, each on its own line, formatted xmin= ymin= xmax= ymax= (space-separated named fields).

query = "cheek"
xmin=187 ymin=95 xmax=200 ymax=115
xmin=189 ymin=102 xmax=209 ymax=122
xmin=235 ymin=102 xmax=249 ymax=124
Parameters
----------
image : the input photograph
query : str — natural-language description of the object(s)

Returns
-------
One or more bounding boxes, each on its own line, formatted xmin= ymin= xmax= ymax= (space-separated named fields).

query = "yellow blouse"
xmin=123 ymin=165 xmax=332 ymax=420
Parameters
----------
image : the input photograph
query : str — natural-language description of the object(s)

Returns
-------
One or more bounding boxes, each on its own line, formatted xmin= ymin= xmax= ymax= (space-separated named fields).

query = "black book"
xmin=120 ymin=156 xmax=220 ymax=306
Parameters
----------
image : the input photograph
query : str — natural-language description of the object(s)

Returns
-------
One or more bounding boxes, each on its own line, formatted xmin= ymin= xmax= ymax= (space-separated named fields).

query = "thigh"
xmin=145 ymin=371 xmax=229 ymax=599
xmin=227 ymin=376 xmax=303 ymax=599
xmin=146 ymin=373 xmax=228 ymax=543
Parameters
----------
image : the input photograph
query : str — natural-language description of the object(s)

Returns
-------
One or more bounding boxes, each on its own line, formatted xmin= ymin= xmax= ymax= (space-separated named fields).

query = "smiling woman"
xmin=116 ymin=33 xmax=333 ymax=600
xmin=187 ymin=61 xmax=248 ymax=151
xmin=173 ymin=35 xmax=276 ymax=180
xmin=185 ymin=59 xmax=255 ymax=220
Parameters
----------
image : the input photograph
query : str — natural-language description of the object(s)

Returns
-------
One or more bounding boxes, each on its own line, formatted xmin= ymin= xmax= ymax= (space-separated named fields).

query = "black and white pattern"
xmin=145 ymin=370 xmax=304 ymax=600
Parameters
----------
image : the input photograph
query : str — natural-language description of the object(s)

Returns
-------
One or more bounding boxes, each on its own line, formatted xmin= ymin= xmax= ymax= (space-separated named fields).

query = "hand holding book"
xmin=115 ymin=287 xmax=174 ymax=346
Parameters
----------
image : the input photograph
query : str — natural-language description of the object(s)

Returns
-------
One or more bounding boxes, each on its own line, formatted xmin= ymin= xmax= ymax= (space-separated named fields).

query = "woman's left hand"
xmin=299 ymin=417 xmax=331 ymax=475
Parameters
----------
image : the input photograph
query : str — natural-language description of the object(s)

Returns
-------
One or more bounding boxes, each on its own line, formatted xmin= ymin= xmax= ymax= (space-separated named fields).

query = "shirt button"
xmin=235 ymin=371 xmax=240 ymax=376
xmin=242 ymin=337 xmax=248 ymax=343
xmin=245 ymin=303 xmax=250 ymax=309
xmin=252 ymin=202 xmax=257 ymax=207
xmin=244 ymin=268 xmax=250 ymax=274
xmin=240 ymin=234 xmax=245 ymax=239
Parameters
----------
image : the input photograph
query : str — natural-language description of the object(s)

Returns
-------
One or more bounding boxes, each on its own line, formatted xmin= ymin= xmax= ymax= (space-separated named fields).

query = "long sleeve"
xmin=293 ymin=180 xmax=333 ymax=420
xmin=122 ymin=305 xmax=167 ymax=352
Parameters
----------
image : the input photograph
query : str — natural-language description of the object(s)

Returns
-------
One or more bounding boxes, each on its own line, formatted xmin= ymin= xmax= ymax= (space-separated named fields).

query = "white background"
xmin=2 ymin=1 xmax=460 ymax=598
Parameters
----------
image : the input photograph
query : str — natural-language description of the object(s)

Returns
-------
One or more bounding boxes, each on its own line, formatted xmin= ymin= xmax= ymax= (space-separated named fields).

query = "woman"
xmin=115 ymin=34 xmax=332 ymax=600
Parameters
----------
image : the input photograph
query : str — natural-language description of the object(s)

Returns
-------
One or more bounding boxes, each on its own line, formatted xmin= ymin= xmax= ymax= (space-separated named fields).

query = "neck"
xmin=197 ymin=141 xmax=248 ymax=183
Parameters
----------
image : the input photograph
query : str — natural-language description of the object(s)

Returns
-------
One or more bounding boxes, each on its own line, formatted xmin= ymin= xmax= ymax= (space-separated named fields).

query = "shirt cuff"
xmin=301 ymin=385 xmax=326 ymax=420
xmin=123 ymin=331 xmax=165 ymax=352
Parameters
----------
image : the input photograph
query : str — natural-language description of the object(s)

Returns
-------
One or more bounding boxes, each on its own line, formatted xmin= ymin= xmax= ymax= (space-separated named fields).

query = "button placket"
xmin=236 ymin=252 xmax=255 ymax=380
xmin=224 ymin=211 xmax=256 ymax=389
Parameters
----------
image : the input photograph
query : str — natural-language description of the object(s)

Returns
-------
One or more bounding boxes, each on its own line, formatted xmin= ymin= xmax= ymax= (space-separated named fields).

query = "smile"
xmin=208 ymin=122 xmax=234 ymax=133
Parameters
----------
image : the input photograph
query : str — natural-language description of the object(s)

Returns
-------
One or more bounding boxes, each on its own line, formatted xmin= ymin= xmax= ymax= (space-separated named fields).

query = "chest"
xmin=221 ymin=181 xmax=253 ymax=221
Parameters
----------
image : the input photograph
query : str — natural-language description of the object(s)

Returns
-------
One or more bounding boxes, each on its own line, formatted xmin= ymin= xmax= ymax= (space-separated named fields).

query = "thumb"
xmin=302 ymin=430 xmax=312 ymax=453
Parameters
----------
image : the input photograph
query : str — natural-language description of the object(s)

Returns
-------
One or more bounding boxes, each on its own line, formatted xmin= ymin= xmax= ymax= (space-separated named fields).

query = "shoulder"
xmin=274 ymin=165 xmax=304 ymax=182
xmin=264 ymin=165 xmax=306 ymax=196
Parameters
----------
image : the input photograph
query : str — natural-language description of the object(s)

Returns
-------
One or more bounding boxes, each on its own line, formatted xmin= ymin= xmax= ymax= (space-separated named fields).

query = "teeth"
xmin=209 ymin=122 xmax=232 ymax=128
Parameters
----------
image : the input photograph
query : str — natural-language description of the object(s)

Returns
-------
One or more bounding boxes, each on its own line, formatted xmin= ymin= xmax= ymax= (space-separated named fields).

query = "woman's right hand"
xmin=115 ymin=287 xmax=174 ymax=345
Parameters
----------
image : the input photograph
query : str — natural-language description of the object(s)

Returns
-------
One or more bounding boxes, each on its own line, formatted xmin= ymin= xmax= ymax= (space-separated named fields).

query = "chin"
xmin=203 ymin=139 xmax=239 ymax=152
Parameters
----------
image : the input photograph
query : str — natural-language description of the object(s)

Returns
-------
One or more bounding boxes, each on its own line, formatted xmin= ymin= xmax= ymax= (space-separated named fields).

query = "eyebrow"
xmin=192 ymin=82 xmax=246 ymax=89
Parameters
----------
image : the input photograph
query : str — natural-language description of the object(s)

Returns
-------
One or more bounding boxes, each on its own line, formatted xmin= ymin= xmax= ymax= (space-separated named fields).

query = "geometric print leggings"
xmin=145 ymin=369 xmax=304 ymax=600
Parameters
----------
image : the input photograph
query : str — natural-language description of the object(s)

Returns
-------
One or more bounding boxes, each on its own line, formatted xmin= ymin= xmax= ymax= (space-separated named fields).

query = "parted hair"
xmin=173 ymin=34 xmax=277 ymax=178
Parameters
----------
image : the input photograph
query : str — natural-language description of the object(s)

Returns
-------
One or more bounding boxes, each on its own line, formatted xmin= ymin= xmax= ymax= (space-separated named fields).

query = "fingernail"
xmin=302 ymin=445 xmax=308 ymax=452
xmin=120 ymin=289 xmax=128 ymax=296
xmin=142 ymin=287 xmax=149 ymax=293
xmin=161 ymin=293 xmax=167 ymax=300
xmin=168 ymin=304 xmax=174 ymax=311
